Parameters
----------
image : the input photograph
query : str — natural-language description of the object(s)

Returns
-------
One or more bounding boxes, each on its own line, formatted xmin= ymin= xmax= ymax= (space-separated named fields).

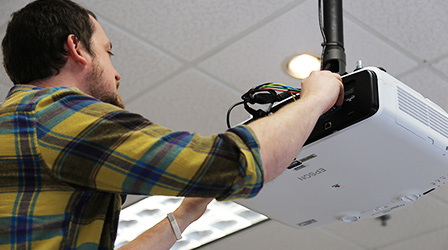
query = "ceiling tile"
xmin=0 ymin=0 xmax=33 ymax=28
xmin=77 ymin=0 xmax=297 ymax=61
xmin=344 ymin=0 xmax=448 ymax=61
xmin=378 ymin=226 xmax=448 ymax=250
xmin=343 ymin=18 xmax=418 ymax=75
xmin=198 ymin=0 xmax=321 ymax=93
xmin=97 ymin=18 xmax=184 ymax=102
xmin=324 ymin=196 xmax=448 ymax=249
xmin=428 ymin=180 xmax=448 ymax=205
xmin=0 ymin=35 xmax=13 ymax=87
xmin=398 ymin=66 xmax=448 ymax=111
xmin=201 ymin=220 xmax=364 ymax=250
xmin=198 ymin=0 xmax=418 ymax=93
xmin=125 ymin=69 xmax=250 ymax=136
xmin=0 ymin=83 xmax=10 ymax=101
xmin=432 ymin=56 xmax=448 ymax=79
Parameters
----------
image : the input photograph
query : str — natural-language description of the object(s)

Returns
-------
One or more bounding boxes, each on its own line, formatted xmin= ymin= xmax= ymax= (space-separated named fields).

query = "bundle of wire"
xmin=253 ymin=82 xmax=301 ymax=99
xmin=226 ymin=82 xmax=301 ymax=128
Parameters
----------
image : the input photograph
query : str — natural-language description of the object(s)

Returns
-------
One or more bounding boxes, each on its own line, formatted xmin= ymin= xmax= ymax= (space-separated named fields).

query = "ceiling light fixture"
xmin=115 ymin=196 xmax=268 ymax=249
xmin=285 ymin=54 xmax=321 ymax=79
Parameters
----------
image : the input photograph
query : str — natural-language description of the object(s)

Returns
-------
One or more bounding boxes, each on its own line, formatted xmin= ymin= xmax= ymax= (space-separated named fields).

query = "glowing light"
xmin=285 ymin=54 xmax=321 ymax=79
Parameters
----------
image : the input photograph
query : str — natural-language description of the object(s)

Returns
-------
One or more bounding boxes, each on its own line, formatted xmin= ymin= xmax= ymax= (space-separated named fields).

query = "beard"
xmin=85 ymin=58 xmax=125 ymax=109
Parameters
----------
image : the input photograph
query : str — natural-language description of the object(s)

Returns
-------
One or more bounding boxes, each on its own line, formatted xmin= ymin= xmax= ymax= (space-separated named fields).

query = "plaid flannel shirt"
xmin=0 ymin=85 xmax=264 ymax=249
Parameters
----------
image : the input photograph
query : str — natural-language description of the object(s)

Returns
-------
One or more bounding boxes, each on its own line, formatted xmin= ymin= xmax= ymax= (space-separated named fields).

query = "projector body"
xmin=237 ymin=67 xmax=448 ymax=228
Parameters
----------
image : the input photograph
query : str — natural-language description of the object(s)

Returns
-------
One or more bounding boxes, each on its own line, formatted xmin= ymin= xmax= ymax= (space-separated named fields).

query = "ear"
xmin=66 ymin=34 xmax=88 ymax=66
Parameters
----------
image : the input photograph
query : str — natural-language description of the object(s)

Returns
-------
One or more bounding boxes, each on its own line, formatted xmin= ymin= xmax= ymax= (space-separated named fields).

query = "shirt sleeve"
xmin=36 ymin=88 xmax=264 ymax=201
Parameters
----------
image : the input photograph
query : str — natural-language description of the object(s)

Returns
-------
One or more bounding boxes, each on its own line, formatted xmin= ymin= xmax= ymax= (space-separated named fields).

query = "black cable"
xmin=226 ymin=101 xmax=244 ymax=129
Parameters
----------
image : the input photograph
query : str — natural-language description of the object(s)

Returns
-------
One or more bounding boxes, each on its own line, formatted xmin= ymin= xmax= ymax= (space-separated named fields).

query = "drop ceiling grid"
xmin=77 ymin=0 xmax=300 ymax=62
xmin=197 ymin=0 xmax=322 ymax=92
xmin=124 ymin=68 xmax=248 ymax=135
xmin=96 ymin=17 xmax=185 ymax=103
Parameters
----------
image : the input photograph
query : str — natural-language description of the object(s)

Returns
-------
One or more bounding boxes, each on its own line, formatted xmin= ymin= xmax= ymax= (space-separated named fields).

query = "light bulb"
xmin=285 ymin=54 xmax=321 ymax=79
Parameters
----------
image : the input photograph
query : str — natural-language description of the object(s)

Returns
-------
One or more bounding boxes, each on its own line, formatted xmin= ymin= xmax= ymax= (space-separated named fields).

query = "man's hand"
xmin=300 ymin=71 xmax=344 ymax=113
xmin=248 ymin=70 xmax=344 ymax=182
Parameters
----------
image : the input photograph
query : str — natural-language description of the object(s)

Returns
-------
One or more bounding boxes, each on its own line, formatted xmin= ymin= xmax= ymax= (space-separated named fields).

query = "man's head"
xmin=2 ymin=0 xmax=124 ymax=108
xmin=2 ymin=0 xmax=95 ymax=85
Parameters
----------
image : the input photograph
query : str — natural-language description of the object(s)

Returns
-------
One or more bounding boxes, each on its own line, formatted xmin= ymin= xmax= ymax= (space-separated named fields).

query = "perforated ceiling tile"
xmin=0 ymin=0 xmax=33 ymax=27
xmin=378 ymin=226 xmax=448 ymax=250
xmin=125 ymin=69 xmax=249 ymax=136
xmin=343 ymin=17 xmax=418 ymax=76
xmin=198 ymin=0 xmax=320 ymax=93
xmin=77 ymin=0 xmax=297 ymax=61
xmin=97 ymin=18 xmax=184 ymax=102
xmin=344 ymin=0 xmax=448 ymax=61
xmin=399 ymin=67 xmax=448 ymax=111
xmin=199 ymin=220 xmax=365 ymax=250
xmin=430 ymin=181 xmax=448 ymax=204
xmin=0 ymin=83 xmax=10 ymax=101
xmin=432 ymin=56 xmax=448 ymax=79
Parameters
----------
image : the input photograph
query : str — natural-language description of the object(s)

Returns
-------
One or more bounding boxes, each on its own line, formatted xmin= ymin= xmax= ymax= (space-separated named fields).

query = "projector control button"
xmin=341 ymin=215 xmax=360 ymax=223
xmin=400 ymin=194 xmax=420 ymax=202
xmin=374 ymin=206 xmax=388 ymax=212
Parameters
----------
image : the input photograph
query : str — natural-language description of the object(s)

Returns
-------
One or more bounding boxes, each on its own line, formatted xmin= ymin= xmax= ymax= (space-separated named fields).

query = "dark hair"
xmin=2 ymin=0 xmax=97 ymax=85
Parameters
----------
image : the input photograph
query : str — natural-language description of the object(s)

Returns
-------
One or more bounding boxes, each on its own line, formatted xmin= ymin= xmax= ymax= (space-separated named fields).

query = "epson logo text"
xmin=298 ymin=168 xmax=327 ymax=181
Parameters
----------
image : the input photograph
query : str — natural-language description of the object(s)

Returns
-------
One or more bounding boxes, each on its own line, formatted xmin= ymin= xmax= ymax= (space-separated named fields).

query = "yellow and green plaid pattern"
xmin=0 ymin=85 xmax=264 ymax=249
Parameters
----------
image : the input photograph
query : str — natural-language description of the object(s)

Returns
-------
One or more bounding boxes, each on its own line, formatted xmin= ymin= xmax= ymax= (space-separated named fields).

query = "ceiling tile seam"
xmin=187 ymin=0 xmax=308 ymax=93
xmin=318 ymin=228 xmax=369 ymax=250
xmin=92 ymin=12 xmax=244 ymax=102
xmin=188 ymin=0 xmax=307 ymax=66
xmin=192 ymin=67 xmax=249 ymax=96
xmin=122 ymin=64 xmax=244 ymax=108
xmin=196 ymin=218 xmax=271 ymax=248
xmin=90 ymin=1 xmax=309 ymax=101
xmin=121 ymin=64 xmax=191 ymax=105
xmin=394 ymin=63 xmax=430 ymax=79
xmin=0 ymin=82 xmax=11 ymax=89
xmin=428 ymin=192 xmax=448 ymax=209
xmin=0 ymin=22 xmax=7 ymax=33
xmin=343 ymin=10 xmax=423 ymax=64
xmin=373 ymin=224 xmax=448 ymax=250
xmin=114 ymin=0 xmax=309 ymax=105
xmin=397 ymin=63 xmax=448 ymax=87
xmin=371 ymin=196 xmax=448 ymax=249
xmin=426 ymin=51 xmax=448 ymax=65
xmin=94 ymin=14 xmax=191 ymax=66
xmin=90 ymin=14 xmax=195 ymax=105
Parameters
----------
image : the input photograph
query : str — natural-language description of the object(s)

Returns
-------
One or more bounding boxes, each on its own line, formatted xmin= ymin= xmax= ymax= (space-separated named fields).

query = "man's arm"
xmin=248 ymin=71 xmax=344 ymax=182
xmin=117 ymin=197 xmax=213 ymax=250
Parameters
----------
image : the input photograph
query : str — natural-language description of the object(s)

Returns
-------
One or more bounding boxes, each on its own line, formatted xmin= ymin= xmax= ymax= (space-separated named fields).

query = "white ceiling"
xmin=2 ymin=0 xmax=448 ymax=249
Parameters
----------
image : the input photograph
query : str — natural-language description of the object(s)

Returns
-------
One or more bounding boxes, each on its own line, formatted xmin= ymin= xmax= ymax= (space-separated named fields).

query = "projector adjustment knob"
xmin=400 ymin=194 xmax=420 ymax=202
xmin=341 ymin=215 xmax=360 ymax=223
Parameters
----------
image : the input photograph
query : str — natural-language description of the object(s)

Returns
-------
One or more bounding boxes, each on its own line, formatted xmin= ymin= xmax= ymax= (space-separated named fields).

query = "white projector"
xmin=237 ymin=66 xmax=448 ymax=228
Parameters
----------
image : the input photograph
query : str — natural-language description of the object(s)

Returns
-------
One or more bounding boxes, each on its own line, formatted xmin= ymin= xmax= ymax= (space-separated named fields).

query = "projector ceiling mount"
xmin=320 ymin=0 xmax=346 ymax=75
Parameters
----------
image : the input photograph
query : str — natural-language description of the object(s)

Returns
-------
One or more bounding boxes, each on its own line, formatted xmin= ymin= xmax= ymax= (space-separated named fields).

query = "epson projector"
xmin=237 ymin=66 xmax=448 ymax=228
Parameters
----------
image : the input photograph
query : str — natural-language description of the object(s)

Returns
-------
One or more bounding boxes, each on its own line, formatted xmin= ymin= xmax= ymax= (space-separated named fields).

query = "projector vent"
xmin=397 ymin=87 xmax=448 ymax=139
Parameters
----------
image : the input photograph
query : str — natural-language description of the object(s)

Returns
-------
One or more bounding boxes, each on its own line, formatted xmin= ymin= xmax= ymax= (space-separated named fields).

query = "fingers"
xmin=331 ymin=72 xmax=344 ymax=106
xmin=302 ymin=70 xmax=344 ymax=107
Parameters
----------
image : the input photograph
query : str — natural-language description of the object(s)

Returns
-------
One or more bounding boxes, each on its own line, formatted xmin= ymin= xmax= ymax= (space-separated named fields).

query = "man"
xmin=0 ymin=0 xmax=343 ymax=249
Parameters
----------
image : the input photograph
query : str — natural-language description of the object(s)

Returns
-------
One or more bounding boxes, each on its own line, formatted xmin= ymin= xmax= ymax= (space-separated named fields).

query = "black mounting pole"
xmin=321 ymin=0 xmax=346 ymax=75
